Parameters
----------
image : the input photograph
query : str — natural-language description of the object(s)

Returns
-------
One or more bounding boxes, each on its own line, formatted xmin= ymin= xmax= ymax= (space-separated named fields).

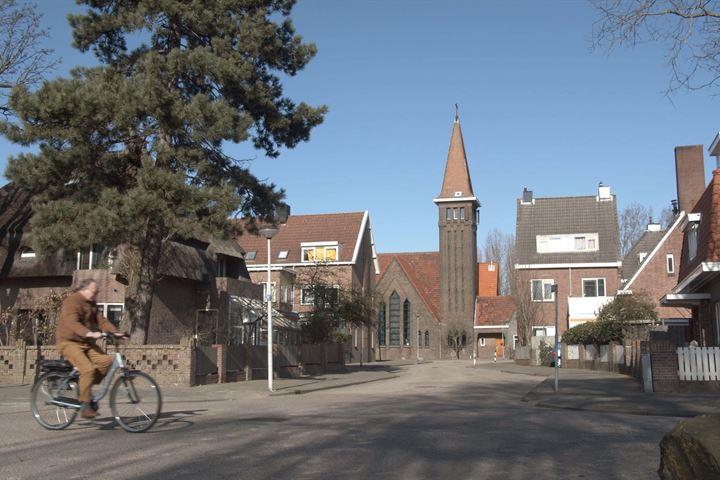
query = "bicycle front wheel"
xmin=110 ymin=371 xmax=162 ymax=433
xmin=30 ymin=371 xmax=79 ymax=430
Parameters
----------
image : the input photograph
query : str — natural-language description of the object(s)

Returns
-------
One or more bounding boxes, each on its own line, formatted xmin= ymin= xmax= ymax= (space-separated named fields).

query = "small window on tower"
xmin=460 ymin=207 xmax=465 ymax=220
xmin=446 ymin=208 xmax=451 ymax=222
xmin=453 ymin=208 xmax=458 ymax=220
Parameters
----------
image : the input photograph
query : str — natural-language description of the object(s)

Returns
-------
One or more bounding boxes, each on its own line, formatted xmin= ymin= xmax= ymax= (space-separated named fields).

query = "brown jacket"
xmin=56 ymin=291 xmax=118 ymax=346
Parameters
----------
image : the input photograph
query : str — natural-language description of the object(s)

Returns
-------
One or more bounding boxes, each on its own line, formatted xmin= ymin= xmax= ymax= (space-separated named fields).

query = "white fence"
xmin=677 ymin=346 xmax=720 ymax=381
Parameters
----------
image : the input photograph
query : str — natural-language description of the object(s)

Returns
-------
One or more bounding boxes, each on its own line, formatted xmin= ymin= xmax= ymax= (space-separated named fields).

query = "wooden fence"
xmin=677 ymin=346 xmax=720 ymax=381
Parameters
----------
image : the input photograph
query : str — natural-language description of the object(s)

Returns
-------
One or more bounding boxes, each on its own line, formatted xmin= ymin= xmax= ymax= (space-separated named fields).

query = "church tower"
xmin=433 ymin=113 xmax=479 ymax=349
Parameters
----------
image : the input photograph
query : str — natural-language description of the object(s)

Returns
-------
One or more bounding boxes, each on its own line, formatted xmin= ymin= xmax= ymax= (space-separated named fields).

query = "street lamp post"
xmin=259 ymin=226 xmax=279 ymax=392
xmin=551 ymin=283 xmax=559 ymax=392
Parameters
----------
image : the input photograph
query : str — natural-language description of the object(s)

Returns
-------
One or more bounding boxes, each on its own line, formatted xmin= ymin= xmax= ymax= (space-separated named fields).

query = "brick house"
xmin=662 ymin=139 xmax=720 ymax=346
xmin=514 ymin=185 xmax=622 ymax=337
xmin=0 ymin=183 xmax=266 ymax=346
xmin=375 ymin=115 xmax=514 ymax=360
xmin=238 ymin=211 xmax=379 ymax=363
xmin=619 ymin=217 xmax=691 ymax=325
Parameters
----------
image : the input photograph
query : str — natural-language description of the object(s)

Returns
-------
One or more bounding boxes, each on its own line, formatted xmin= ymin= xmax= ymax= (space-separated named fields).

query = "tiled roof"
xmin=437 ymin=120 xmax=475 ymax=199
xmin=377 ymin=252 xmax=440 ymax=320
xmin=475 ymin=296 xmax=515 ymax=327
xmin=515 ymin=195 xmax=621 ymax=264
xmin=621 ymin=230 xmax=666 ymax=280
xmin=238 ymin=211 xmax=367 ymax=265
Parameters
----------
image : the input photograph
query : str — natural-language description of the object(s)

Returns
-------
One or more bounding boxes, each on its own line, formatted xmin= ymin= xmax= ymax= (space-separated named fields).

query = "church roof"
xmin=475 ymin=296 xmax=515 ymax=327
xmin=377 ymin=252 xmax=440 ymax=320
xmin=436 ymin=118 xmax=476 ymax=200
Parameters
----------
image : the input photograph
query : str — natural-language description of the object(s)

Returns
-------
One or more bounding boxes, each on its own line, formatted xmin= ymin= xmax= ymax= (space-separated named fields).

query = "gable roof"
xmin=515 ymin=195 xmax=621 ymax=265
xmin=621 ymin=216 xmax=685 ymax=287
xmin=377 ymin=252 xmax=440 ymax=321
xmin=475 ymin=296 xmax=515 ymax=327
xmin=621 ymin=230 xmax=666 ymax=281
xmin=239 ymin=211 xmax=373 ymax=268
xmin=435 ymin=118 xmax=476 ymax=201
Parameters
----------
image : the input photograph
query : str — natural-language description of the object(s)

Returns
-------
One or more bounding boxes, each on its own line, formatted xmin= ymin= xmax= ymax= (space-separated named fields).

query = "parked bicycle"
xmin=30 ymin=333 xmax=162 ymax=433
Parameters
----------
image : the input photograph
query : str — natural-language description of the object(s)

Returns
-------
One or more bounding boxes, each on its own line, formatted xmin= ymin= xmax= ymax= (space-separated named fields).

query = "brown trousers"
xmin=58 ymin=341 xmax=113 ymax=403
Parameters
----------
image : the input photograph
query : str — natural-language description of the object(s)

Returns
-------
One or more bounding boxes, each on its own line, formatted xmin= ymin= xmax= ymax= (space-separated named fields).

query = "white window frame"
xmin=531 ymin=279 xmax=555 ymax=302
xmin=97 ymin=303 xmax=124 ymax=326
xmin=19 ymin=248 xmax=36 ymax=259
xmin=262 ymin=282 xmax=276 ymax=302
xmin=688 ymin=223 xmax=699 ymax=261
xmin=300 ymin=285 xmax=340 ymax=306
xmin=245 ymin=251 xmax=257 ymax=261
xmin=277 ymin=250 xmax=289 ymax=259
xmin=536 ymin=233 xmax=599 ymax=254
xmin=301 ymin=242 xmax=339 ymax=263
xmin=479 ymin=337 xmax=486 ymax=347
xmin=582 ymin=278 xmax=606 ymax=297
xmin=666 ymin=254 xmax=675 ymax=274
xmin=533 ymin=327 xmax=547 ymax=337
xmin=638 ymin=252 xmax=647 ymax=264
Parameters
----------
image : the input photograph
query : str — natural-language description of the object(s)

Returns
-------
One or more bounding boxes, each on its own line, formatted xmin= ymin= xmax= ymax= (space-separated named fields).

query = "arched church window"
xmin=389 ymin=292 xmax=400 ymax=346
xmin=378 ymin=303 xmax=386 ymax=346
xmin=461 ymin=332 xmax=467 ymax=347
xmin=403 ymin=299 xmax=411 ymax=346
xmin=424 ymin=330 xmax=430 ymax=347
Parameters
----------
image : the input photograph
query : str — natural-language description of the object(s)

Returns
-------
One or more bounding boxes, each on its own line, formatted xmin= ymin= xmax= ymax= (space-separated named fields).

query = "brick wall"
xmin=0 ymin=342 xmax=194 ymax=387
xmin=527 ymin=266 xmax=620 ymax=334
xmin=650 ymin=337 xmax=679 ymax=392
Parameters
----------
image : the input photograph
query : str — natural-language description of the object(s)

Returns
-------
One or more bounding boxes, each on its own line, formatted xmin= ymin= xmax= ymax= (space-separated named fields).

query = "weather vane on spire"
xmin=454 ymin=103 xmax=459 ymax=122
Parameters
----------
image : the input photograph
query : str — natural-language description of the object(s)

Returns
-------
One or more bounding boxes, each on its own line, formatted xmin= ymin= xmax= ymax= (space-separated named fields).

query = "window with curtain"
xmin=389 ymin=292 xmax=400 ymax=346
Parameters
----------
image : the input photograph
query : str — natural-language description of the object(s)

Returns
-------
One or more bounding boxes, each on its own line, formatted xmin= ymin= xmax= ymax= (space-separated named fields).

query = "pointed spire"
xmin=435 ymin=112 xmax=476 ymax=201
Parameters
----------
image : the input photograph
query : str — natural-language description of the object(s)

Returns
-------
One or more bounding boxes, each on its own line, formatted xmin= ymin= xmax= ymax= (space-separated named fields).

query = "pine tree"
xmin=1 ymin=0 xmax=326 ymax=343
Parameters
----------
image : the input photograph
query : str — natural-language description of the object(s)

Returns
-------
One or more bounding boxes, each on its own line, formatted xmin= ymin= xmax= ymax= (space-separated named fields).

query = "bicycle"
xmin=30 ymin=333 xmax=162 ymax=433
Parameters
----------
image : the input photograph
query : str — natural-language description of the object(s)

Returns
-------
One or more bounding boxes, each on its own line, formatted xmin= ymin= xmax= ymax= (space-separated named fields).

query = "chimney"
xmin=521 ymin=187 xmax=533 ymax=204
xmin=675 ymin=145 xmax=705 ymax=213
xmin=597 ymin=182 xmax=611 ymax=201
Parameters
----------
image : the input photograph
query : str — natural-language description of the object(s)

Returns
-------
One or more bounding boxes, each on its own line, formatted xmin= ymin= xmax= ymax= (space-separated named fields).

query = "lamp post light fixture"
xmin=258 ymin=225 xmax=279 ymax=392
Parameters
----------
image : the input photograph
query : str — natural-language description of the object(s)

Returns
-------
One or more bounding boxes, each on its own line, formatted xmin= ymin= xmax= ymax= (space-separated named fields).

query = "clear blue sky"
xmin=2 ymin=0 xmax=717 ymax=255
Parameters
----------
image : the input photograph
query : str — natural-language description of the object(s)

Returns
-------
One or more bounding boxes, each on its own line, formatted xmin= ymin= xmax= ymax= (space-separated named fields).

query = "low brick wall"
xmin=0 ymin=342 xmax=194 ymax=387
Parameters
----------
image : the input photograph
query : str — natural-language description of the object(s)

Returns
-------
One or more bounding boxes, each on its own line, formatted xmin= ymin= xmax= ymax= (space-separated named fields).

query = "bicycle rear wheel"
xmin=110 ymin=371 xmax=161 ymax=433
xmin=31 ymin=371 xmax=79 ymax=430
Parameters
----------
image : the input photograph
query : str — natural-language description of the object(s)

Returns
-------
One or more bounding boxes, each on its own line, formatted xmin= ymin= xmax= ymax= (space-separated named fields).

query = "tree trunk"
xmin=122 ymin=219 xmax=165 ymax=344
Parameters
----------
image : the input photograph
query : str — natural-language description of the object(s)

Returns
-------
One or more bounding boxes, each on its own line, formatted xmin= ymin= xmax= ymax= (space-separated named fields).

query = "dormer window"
xmin=301 ymin=242 xmax=339 ymax=263
xmin=19 ymin=247 xmax=36 ymax=259
xmin=536 ymin=233 xmax=599 ymax=253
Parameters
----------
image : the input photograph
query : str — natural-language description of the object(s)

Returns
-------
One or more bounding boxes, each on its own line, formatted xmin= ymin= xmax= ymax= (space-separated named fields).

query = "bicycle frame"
xmin=49 ymin=350 xmax=126 ymax=409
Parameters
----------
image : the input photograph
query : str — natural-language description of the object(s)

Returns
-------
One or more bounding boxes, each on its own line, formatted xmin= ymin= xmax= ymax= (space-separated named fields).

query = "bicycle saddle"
xmin=39 ymin=359 xmax=74 ymax=371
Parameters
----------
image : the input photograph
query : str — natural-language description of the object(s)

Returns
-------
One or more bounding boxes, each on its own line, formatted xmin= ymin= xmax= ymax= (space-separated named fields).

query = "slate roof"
xmin=377 ymin=252 xmax=441 ymax=321
xmin=238 ymin=211 xmax=368 ymax=266
xmin=475 ymin=296 xmax=515 ymax=327
xmin=515 ymin=195 xmax=621 ymax=264
xmin=621 ymin=230 xmax=666 ymax=281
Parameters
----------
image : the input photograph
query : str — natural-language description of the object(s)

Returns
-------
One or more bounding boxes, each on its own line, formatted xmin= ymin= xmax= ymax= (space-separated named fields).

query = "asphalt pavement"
xmin=1 ymin=359 xmax=717 ymax=418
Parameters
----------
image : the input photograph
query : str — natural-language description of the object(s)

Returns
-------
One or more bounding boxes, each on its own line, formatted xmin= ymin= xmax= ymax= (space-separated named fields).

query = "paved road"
xmin=0 ymin=361 xmax=678 ymax=479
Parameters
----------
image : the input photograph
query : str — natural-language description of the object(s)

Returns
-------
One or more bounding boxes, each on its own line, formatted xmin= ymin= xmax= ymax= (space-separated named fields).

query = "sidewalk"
xmin=483 ymin=362 xmax=720 ymax=418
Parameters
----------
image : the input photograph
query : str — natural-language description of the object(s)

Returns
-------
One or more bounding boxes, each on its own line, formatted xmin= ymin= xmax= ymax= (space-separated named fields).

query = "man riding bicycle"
xmin=56 ymin=278 xmax=125 ymax=419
